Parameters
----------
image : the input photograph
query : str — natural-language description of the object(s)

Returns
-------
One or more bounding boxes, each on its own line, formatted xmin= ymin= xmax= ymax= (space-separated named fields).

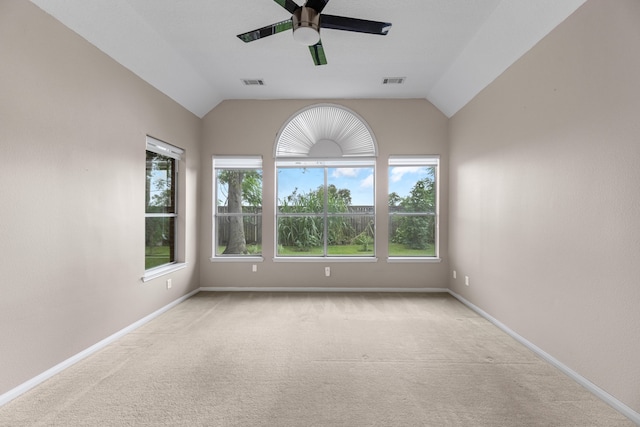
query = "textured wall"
xmin=0 ymin=1 xmax=201 ymax=395
xmin=448 ymin=0 xmax=640 ymax=413
xmin=200 ymin=99 xmax=449 ymax=289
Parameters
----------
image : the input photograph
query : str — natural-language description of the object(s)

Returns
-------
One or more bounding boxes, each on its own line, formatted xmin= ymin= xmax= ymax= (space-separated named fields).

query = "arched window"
xmin=274 ymin=104 xmax=377 ymax=158
xmin=274 ymin=104 xmax=377 ymax=259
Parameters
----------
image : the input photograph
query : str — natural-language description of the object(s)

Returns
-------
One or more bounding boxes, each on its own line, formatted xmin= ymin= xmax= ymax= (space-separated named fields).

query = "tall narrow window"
xmin=145 ymin=137 xmax=183 ymax=271
xmin=388 ymin=156 xmax=439 ymax=258
xmin=213 ymin=157 xmax=263 ymax=258
xmin=276 ymin=159 xmax=375 ymax=257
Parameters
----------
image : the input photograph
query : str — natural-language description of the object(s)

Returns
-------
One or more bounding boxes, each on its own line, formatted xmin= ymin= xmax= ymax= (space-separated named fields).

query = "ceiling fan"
xmin=237 ymin=0 xmax=392 ymax=66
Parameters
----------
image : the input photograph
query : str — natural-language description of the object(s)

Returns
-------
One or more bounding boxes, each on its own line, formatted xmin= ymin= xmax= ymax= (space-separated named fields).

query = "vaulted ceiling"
xmin=30 ymin=0 xmax=586 ymax=118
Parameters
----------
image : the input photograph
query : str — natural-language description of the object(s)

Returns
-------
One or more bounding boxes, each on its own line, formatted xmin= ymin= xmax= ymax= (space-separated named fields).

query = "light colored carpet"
xmin=0 ymin=292 xmax=633 ymax=426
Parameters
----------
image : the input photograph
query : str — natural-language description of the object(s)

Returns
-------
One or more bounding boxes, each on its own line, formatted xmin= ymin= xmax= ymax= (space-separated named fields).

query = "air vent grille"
xmin=382 ymin=77 xmax=406 ymax=85
xmin=242 ymin=79 xmax=265 ymax=86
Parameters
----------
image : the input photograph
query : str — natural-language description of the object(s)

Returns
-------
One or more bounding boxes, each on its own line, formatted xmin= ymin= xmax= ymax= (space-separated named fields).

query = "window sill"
xmin=273 ymin=257 xmax=378 ymax=263
xmin=387 ymin=257 xmax=441 ymax=263
xmin=210 ymin=257 xmax=264 ymax=263
xmin=142 ymin=263 xmax=187 ymax=282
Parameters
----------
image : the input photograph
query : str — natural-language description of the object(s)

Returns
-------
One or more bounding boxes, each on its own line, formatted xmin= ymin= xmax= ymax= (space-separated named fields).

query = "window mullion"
xmin=323 ymin=167 xmax=329 ymax=256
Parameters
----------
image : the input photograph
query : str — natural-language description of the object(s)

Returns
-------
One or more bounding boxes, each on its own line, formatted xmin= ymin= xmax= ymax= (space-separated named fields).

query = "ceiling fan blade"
xmin=309 ymin=41 xmax=327 ymax=66
xmin=320 ymin=14 xmax=392 ymax=36
xmin=237 ymin=19 xmax=293 ymax=43
xmin=305 ymin=0 xmax=330 ymax=13
xmin=274 ymin=0 xmax=300 ymax=14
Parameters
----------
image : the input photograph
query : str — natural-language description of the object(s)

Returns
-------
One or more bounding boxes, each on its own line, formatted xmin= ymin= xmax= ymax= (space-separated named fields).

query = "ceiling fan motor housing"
xmin=293 ymin=7 xmax=321 ymax=45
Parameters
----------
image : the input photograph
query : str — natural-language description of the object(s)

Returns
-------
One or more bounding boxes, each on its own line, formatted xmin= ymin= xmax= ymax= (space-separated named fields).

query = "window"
xmin=388 ymin=156 xmax=439 ymax=258
xmin=273 ymin=104 xmax=378 ymax=260
xmin=145 ymin=137 xmax=183 ymax=271
xmin=213 ymin=157 xmax=263 ymax=259
xmin=276 ymin=159 xmax=375 ymax=258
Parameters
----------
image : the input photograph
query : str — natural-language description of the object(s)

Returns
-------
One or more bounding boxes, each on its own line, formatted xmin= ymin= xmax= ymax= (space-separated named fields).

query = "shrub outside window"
xmin=145 ymin=137 xmax=183 ymax=270
xmin=388 ymin=156 xmax=439 ymax=258
xmin=276 ymin=159 xmax=375 ymax=258
xmin=213 ymin=157 xmax=263 ymax=258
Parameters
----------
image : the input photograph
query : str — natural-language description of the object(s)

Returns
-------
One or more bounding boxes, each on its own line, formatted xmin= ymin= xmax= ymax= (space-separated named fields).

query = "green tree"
xmin=326 ymin=184 xmax=352 ymax=205
xmin=393 ymin=177 xmax=435 ymax=250
xmin=218 ymin=170 xmax=262 ymax=254
xmin=388 ymin=192 xmax=402 ymax=207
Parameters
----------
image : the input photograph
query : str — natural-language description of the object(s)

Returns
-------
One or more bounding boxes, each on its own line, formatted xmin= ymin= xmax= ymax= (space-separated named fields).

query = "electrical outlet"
xmin=453 ymin=270 xmax=457 ymax=279
xmin=325 ymin=267 xmax=331 ymax=277
xmin=465 ymin=276 xmax=470 ymax=286
xmin=166 ymin=279 xmax=172 ymax=289
xmin=252 ymin=264 xmax=257 ymax=272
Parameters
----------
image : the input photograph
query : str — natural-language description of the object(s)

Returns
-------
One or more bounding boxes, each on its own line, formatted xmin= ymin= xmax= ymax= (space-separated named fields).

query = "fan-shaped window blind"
xmin=274 ymin=104 xmax=377 ymax=158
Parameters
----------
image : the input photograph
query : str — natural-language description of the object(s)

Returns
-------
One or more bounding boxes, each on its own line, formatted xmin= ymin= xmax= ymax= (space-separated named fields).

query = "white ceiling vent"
xmin=275 ymin=104 xmax=377 ymax=158
xmin=241 ymin=79 xmax=265 ymax=86
xmin=382 ymin=77 xmax=406 ymax=85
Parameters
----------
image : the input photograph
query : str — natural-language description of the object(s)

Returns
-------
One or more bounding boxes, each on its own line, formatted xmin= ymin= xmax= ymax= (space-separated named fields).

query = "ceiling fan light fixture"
xmin=292 ymin=7 xmax=320 ymax=46
xmin=293 ymin=26 xmax=320 ymax=45
xmin=236 ymin=1 xmax=392 ymax=65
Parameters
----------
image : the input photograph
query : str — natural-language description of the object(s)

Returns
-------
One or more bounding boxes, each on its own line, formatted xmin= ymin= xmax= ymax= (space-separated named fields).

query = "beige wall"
xmin=449 ymin=0 xmax=640 ymax=413
xmin=200 ymin=99 xmax=450 ymax=289
xmin=0 ymin=1 xmax=201 ymax=395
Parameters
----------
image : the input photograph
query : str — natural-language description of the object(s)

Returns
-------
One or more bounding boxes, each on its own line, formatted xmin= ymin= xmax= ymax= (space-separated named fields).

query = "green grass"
xmin=388 ymin=243 xmax=436 ymax=257
xmin=276 ymin=244 xmax=374 ymax=256
xmin=215 ymin=244 xmax=262 ymax=256
xmin=214 ymin=242 xmax=435 ymax=257
xmin=327 ymin=244 xmax=374 ymax=256
xmin=277 ymin=245 xmax=324 ymax=256
xmin=145 ymin=245 xmax=171 ymax=269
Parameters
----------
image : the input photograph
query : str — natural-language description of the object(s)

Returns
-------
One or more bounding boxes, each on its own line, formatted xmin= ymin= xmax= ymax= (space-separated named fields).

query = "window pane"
xmin=146 ymin=151 xmax=175 ymax=214
xmin=276 ymin=216 xmax=324 ymax=255
xmin=276 ymin=166 xmax=376 ymax=258
xmin=215 ymin=214 xmax=262 ymax=256
xmin=145 ymin=216 xmax=175 ymax=269
xmin=216 ymin=169 xmax=262 ymax=210
xmin=388 ymin=162 xmax=437 ymax=257
xmin=327 ymin=215 xmax=375 ymax=256
xmin=213 ymin=166 xmax=262 ymax=258
xmin=327 ymin=167 xmax=374 ymax=210
xmin=277 ymin=168 xmax=324 ymax=213
xmin=388 ymin=166 xmax=436 ymax=214
xmin=388 ymin=215 xmax=436 ymax=257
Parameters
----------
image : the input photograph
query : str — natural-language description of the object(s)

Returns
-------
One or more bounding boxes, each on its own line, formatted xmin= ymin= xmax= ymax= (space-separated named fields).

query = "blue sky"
xmin=277 ymin=167 xmax=373 ymax=205
xmin=277 ymin=166 xmax=432 ymax=206
xmin=388 ymin=166 xmax=433 ymax=197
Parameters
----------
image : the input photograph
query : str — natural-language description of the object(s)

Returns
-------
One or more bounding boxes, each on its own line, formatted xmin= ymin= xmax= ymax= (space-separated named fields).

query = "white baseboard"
xmin=0 ymin=288 xmax=200 ymax=408
xmin=448 ymin=290 xmax=640 ymax=426
xmin=199 ymin=286 xmax=449 ymax=293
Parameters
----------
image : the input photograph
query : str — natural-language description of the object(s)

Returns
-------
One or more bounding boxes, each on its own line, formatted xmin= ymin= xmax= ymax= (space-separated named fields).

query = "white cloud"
xmin=360 ymin=173 xmax=374 ymax=188
xmin=332 ymin=168 xmax=358 ymax=178
xmin=390 ymin=166 xmax=424 ymax=183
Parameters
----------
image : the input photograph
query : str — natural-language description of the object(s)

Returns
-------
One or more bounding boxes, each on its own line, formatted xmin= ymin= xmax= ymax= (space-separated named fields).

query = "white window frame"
xmin=275 ymin=158 xmax=377 ymax=262
xmin=143 ymin=136 xmax=186 ymax=282
xmin=387 ymin=156 xmax=440 ymax=263
xmin=211 ymin=156 xmax=264 ymax=262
